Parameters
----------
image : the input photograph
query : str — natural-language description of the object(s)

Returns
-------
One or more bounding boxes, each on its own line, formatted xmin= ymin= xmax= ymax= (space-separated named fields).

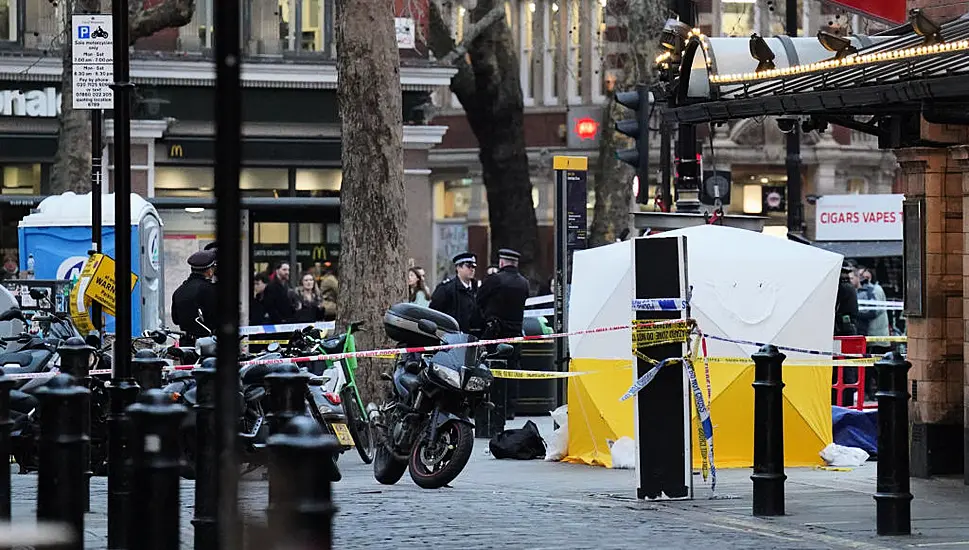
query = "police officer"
xmin=475 ymin=248 xmax=530 ymax=436
xmin=171 ymin=250 xmax=219 ymax=346
xmin=429 ymin=252 xmax=481 ymax=334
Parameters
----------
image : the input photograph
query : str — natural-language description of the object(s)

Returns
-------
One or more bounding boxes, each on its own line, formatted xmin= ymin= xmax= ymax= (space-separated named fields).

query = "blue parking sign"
xmin=77 ymin=25 xmax=90 ymax=39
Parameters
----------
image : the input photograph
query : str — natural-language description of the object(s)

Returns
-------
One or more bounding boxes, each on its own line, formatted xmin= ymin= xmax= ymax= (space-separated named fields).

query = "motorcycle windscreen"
xmin=429 ymin=332 xmax=478 ymax=371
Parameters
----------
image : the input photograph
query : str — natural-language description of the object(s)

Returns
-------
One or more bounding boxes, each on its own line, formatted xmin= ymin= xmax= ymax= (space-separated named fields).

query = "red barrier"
xmin=832 ymin=336 xmax=876 ymax=410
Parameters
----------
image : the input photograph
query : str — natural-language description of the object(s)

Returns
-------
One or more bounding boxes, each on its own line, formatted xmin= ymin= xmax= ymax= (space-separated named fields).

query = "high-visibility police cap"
xmin=498 ymin=248 xmax=521 ymax=261
xmin=452 ymin=252 xmax=477 ymax=266
xmin=188 ymin=250 xmax=217 ymax=269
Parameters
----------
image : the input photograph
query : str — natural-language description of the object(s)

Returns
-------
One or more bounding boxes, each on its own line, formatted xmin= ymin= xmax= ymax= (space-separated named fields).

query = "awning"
xmin=810 ymin=240 xmax=902 ymax=258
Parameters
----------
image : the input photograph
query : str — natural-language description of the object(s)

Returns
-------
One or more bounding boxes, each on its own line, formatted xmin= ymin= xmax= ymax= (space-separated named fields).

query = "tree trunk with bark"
xmin=589 ymin=0 xmax=667 ymax=246
xmin=335 ymin=0 xmax=408 ymax=404
xmin=48 ymin=0 xmax=196 ymax=194
xmin=427 ymin=1 xmax=540 ymax=280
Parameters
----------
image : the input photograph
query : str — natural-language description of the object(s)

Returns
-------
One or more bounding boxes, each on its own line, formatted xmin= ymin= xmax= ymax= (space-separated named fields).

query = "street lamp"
xmin=749 ymin=34 xmax=776 ymax=72
xmin=817 ymin=31 xmax=858 ymax=60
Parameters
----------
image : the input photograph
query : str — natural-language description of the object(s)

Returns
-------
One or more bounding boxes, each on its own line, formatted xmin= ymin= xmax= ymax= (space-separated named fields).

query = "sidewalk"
xmin=4 ymin=416 xmax=969 ymax=549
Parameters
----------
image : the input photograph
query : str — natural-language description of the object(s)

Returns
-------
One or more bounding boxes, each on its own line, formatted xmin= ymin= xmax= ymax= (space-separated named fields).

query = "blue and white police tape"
xmin=239 ymin=321 xmax=336 ymax=336
xmin=702 ymin=333 xmax=870 ymax=358
xmin=524 ymin=308 xmax=554 ymax=318
xmin=526 ymin=295 xmax=553 ymax=306
xmin=619 ymin=357 xmax=681 ymax=402
xmin=858 ymin=299 xmax=903 ymax=311
xmin=631 ymin=298 xmax=689 ymax=312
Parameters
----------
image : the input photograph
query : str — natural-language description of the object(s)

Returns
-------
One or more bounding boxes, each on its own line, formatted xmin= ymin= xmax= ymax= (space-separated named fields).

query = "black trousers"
xmin=474 ymin=336 xmax=521 ymax=439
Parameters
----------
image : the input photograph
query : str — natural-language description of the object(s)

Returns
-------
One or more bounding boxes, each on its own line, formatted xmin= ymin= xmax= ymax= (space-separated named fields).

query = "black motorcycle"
xmin=372 ymin=303 xmax=511 ymax=489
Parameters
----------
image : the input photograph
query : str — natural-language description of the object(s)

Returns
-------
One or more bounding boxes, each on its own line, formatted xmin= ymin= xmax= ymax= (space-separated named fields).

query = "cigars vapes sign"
xmin=814 ymin=194 xmax=904 ymax=241
xmin=826 ymin=0 xmax=906 ymax=25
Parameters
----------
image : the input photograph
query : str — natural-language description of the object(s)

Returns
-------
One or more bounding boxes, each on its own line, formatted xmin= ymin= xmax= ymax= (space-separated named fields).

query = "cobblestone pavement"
xmin=7 ymin=417 xmax=969 ymax=549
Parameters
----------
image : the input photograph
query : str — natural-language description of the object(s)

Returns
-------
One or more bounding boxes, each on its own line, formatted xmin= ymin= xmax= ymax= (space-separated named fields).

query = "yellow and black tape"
xmin=865 ymin=336 xmax=907 ymax=343
xmin=491 ymin=366 xmax=632 ymax=379
xmin=632 ymin=320 xmax=694 ymax=349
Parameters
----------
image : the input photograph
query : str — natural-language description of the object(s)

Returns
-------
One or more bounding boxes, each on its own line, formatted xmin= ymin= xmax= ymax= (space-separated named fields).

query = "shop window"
xmin=566 ymin=0 xmax=581 ymax=104
xmin=591 ymin=0 xmax=607 ymax=103
xmin=254 ymin=222 xmax=289 ymax=244
xmin=433 ymin=179 xmax=472 ymax=220
xmin=543 ymin=1 xmax=561 ymax=104
xmin=743 ymin=184 xmax=763 ymax=214
xmin=240 ymin=168 xmax=288 ymax=196
xmin=154 ymin=166 xmax=215 ymax=198
xmin=278 ymin=0 xmax=333 ymax=54
xmin=0 ymin=0 xmax=16 ymax=42
xmin=295 ymin=169 xmax=341 ymax=196
xmin=1 ymin=164 xmax=41 ymax=195
xmin=721 ymin=0 xmax=755 ymax=36
xmin=519 ymin=1 xmax=535 ymax=105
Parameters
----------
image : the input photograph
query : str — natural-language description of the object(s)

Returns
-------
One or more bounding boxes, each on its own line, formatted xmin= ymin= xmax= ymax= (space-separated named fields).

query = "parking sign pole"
xmin=91 ymin=108 xmax=103 ymax=332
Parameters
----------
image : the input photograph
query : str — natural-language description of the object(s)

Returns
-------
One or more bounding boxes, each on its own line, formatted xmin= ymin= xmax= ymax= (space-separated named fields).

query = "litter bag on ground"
xmin=489 ymin=420 xmax=546 ymax=460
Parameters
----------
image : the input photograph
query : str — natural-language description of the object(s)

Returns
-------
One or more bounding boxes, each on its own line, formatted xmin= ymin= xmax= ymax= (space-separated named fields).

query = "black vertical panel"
xmin=634 ymin=236 xmax=690 ymax=500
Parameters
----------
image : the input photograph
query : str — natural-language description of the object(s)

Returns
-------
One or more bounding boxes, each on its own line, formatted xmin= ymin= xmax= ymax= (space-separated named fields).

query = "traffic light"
xmin=614 ymin=84 xmax=651 ymax=204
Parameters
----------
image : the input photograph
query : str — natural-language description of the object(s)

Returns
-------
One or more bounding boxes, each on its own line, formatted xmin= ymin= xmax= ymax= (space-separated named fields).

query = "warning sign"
xmin=81 ymin=253 xmax=138 ymax=317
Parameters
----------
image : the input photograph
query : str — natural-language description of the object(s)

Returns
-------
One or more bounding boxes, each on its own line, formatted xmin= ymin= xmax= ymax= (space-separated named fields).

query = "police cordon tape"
xmin=4 ymin=319 xmax=887 ymax=381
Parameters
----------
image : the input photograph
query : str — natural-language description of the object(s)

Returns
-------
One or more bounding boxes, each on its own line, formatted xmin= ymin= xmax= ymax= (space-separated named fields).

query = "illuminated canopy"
xmin=666 ymin=14 xmax=969 ymax=126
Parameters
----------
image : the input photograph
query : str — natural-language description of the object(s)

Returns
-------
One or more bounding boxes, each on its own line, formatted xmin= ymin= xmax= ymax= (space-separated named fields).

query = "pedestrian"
xmin=851 ymin=266 xmax=879 ymax=337
xmin=318 ymin=268 xmax=339 ymax=321
xmin=429 ymin=252 xmax=481 ymax=334
xmin=834 ymin=263 xmax=858 ymax=337
xmin=408 ymin=266 xmax=431 ymax=307
xmin=250 ymin=272 xmax=271 ymax=326
xmin=476 ymin=248 xmax=530 ymax=431
xmin=170 ymin=250 xmax=218 ymax=346
xmin=263 ymin=261 xmax=295 ymax=324
xmin=294 ymin=271 xmax=325 ymax=322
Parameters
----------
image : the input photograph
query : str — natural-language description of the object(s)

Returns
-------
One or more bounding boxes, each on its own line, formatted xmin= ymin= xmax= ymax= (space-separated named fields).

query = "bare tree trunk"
xmin=427 ymin=1 xmax=540 ymax=280
xmin=336 ymin=0 xmax=408 ymax=403
xmin=590 ymin=96 xmax=634 ymax=246
xmin=590 ymin=0 xmax=666 ymax=245
xmin=49 ymin=0 xmax=95 ymax=195
xmin=48 ymin=0 xmax=196 ymax=195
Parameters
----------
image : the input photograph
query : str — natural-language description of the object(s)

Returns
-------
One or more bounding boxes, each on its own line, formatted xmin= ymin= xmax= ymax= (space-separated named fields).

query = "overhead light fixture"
xmin=749 ymin=33 xmax=776 ymax=72
xmin=911 ymin=9 xmax=941 ymax=45
xmin=660 ymin=18 xmax=691 ymax=52
xmin=817 ymin=31 xmax=857 ymax=59
xmin=185 ymin=207 xmax=205 ymax=213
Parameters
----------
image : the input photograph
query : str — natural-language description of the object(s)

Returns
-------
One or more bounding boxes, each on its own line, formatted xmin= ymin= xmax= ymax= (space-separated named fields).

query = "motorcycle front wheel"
xmin=408 ymin=421 xmax=474 ymax=489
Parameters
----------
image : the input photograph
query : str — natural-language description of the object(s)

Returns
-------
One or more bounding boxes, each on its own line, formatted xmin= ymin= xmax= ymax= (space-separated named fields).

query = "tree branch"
xmin=440 ymin=4 xmax=505 ymax=65
xmin=427 ymin=1 xmax=476 ymax=105
xmin=129 ymin=0 xmax=196 ymax=44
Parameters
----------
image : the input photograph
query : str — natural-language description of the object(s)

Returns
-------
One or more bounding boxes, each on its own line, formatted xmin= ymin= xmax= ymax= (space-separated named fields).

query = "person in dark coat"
xmin=171 ymin=250 xmax=219 ymax=345
xmin=835 ymin=263 xmax=859 ymax=336
xmin=429 ymin=252 xmax=481 ymax=334
xmin=263 ymin=261 xmax=295 ymax=324
xmin=475 ymin=248 xmax=531 ymax=433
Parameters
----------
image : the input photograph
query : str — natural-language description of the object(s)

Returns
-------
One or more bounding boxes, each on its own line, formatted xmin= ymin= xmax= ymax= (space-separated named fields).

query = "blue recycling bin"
xmin=17 ymin=192 xmax=165 ymax=337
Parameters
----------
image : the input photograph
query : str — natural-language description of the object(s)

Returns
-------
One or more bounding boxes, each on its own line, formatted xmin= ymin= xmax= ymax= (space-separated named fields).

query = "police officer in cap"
xmin=429 ymin=252 xmax=481 ymax=334
xmin=171 ymin=250 xmax=219 ymax=345
xmin=475 ymin=248 xmax=530 ymax=435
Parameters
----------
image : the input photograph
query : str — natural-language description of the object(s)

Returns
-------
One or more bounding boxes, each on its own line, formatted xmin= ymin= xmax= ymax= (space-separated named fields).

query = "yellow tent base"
xmin=564 ymin=359 xmax=831 ymax=469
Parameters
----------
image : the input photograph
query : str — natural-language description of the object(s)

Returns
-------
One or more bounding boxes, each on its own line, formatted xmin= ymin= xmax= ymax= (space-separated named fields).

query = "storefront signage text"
xmin=815 ymin=194 xmax=903 ymax=242
xmin=0 ymin=88 xmax=62 ymax=118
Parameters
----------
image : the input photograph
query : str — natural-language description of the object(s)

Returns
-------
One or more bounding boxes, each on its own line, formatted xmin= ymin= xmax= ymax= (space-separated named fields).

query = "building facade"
xmin=428 ymin=0 xmax=897 ymax=282
xmin=0 ymin=0 xmax=454 ymax=319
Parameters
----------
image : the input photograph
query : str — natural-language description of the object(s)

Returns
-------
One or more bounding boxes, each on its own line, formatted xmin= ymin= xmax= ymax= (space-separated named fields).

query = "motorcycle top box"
xmin=383 ymin=303 xmax=459 ymax=347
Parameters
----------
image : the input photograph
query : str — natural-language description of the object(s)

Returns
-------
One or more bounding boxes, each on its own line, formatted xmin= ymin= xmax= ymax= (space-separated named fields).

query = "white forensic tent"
xmin=565 ymin=225 xmax=840 ymax=468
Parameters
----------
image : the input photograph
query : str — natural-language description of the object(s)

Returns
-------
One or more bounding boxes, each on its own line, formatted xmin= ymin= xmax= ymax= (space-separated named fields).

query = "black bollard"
xmin=751 ymin=344 xmax=786 ymax=517
xmin=132 ymin=350 xmax=168 ymax=391
xmin=128 ymin=389 xmax=187 ymax=550
xmin=0 ymin=368 xmax=13 ymax=520
xmin=873 ymin=352 xmax=913 ymax=536
xmin=107 ymin=377 xmax=140 ymax=549
xmin=57 ymin=337 xmax=95 ymax=513
xmin=36 ymin=374 xmax=89 ymax=550
xmin=192 ymin=359 xmax=218 ymax=550
xmin=264 ymin=366 xmax=309 ymax=436
xmin=267 ymin=415 xmax=340 ymax=549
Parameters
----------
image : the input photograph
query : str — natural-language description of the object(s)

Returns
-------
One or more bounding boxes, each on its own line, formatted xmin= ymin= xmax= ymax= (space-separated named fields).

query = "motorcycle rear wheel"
xmin=408 ymin=421 xmax=474 ymax=490
xmin=373 ymin=444 xmax=407 ymax=485
xmin=340 ymin=386 xmax=375 ymax=464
